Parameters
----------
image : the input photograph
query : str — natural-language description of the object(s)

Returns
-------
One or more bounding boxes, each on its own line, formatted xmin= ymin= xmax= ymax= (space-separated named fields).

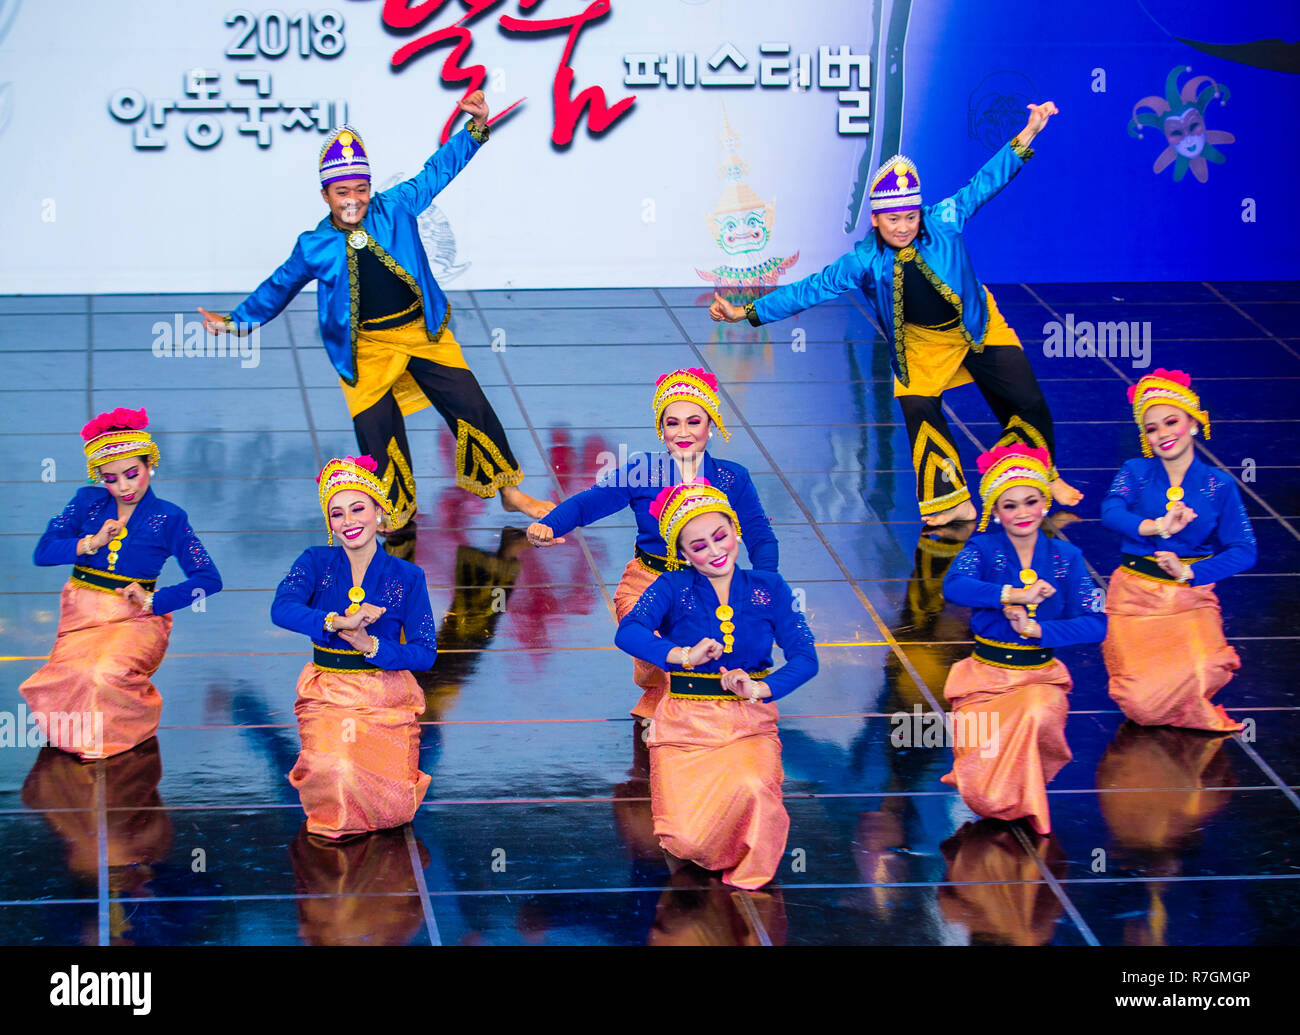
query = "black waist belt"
xmin=313 ymin=645 xmax=377 ymax=672
xmin=70 ymin=566 xmax=157 ymax=593
xmin=669 ymin=670 xmax=771 ymax=700
xmin=973 ymin=636 xmax=1054 ymax=670
xmin=1121 ymin=553 xmax=1209 ymax=584
xmin=636 ymin=545 xmax=674 ymax=574
xmin=361 ymin=303 xmax=424 ymax=333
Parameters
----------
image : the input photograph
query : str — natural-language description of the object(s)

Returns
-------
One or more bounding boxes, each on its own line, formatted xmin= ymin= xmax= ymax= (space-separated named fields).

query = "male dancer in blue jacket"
xmin=201 ymin=91 xmax=551 ymax=537
xmin=711 ymin=101 xmax=1081 ymax=527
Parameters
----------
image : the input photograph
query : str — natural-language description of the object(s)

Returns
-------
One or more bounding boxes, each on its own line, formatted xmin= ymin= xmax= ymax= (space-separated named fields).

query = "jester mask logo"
xmin=1128 ymin=66 xmax=1234 ymax=183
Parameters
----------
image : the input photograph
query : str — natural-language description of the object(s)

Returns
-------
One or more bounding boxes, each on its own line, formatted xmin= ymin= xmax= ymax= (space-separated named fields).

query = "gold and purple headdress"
xmin=319 ymin=126 xmax=370 ymax=187
xmin=1127 ymin=368 xmax=1210 ymax=456
xmin=317 ymin=456 xmax=393 ymax=544
xmin=650 ymin=479 xmax=741 ymax=564
xmin=869 ymin=155 xmax=922 ymax=213
xmin=975 ymin=445 xmax=1053 ymax=531
xmin=81 ymin=407 xmax=160 ymax=481
xmin=652 ymin=367 xmax=731 ymax=442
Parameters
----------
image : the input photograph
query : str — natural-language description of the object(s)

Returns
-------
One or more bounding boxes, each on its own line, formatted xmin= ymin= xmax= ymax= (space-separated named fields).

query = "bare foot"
xmin=500 ymin=486 xmax=555 ymax=520
xmin=922 ymin=499 xmax=977 ymax=527
xmin=1050 ymin=477 xmax=1084 ymax=506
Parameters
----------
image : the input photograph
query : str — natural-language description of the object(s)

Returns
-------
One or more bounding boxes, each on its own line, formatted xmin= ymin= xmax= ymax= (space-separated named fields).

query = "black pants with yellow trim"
xmin=898 ymin=345 xmax=1057 ymax=517
xmin=353 ymin=356 xmax=523 ymax=528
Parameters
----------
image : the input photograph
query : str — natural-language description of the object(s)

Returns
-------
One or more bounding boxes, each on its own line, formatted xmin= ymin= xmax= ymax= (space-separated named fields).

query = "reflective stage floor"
xmin=1 ymin=282 xmax=1297 ymax=946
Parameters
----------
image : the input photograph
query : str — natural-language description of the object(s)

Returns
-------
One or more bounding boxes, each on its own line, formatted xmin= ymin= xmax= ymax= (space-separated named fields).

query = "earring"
xmin=1190 ymin=425 xmax=1199 ymax=437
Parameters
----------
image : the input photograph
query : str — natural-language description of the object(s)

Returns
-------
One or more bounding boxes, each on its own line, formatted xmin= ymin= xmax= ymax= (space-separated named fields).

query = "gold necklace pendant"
xmin=1020 ymin=567 xmax=1039 ymax=619
xmin=346 ymin=585 xmax=365 ymax=616
xmin=107 ymin=527 xmax=128 ymax=571
xmin=1166 ymin=485 xmax=1184 ymax=512
xmin=715 ymin=604 xmax=735 ymax=654
xmin=348 ymin=229 xmax=369 ymax=250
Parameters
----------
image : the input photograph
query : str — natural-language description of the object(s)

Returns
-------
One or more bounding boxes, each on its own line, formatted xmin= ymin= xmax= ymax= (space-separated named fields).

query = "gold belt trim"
xmin=69 ymin=566 xmax=157 ymax=594
xmin=669 ymin=669 xmax=771 ymax=700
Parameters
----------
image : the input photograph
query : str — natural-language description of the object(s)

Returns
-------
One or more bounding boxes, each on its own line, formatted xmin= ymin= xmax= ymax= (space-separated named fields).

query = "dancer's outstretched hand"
xmin=526 ymin=522 xmax=564 ymax=547
xmin=197 ymin=308 xmax=227 ymax=334
xmin=458 ymin=89 xmax=489 ymax=126
xmin=709 ymin=292 xmax=745 ymax=323
xmin=1023 ymin=101 xmax=1058 ymax=136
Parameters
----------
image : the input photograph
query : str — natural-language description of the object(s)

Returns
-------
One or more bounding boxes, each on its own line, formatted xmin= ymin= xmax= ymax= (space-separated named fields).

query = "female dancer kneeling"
xmin=528 ymin=368 xmax=778 ymax=725
xmin=1100 ymin=369 xmax=1255 ymax=732
xmin=21 ymin=407 xmax=222 ymax=758
xmin=941 ymin=446 xmax=1106 ymax=835
xmin=272 ymin=456 xmax=437 ymax=839
xmin=615 ymin=481 xmax=816 ymax=889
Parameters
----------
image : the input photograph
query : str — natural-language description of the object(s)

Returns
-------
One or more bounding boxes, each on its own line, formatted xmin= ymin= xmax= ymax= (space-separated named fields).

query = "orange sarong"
xmin=19 ymin=582 xmax=173 ymax=759
xmin=612 ymin=558 xmax=669 ymax=718
xmin=940 ymin=656 xmax=1072 ymax=835
xmin=648 ymin=697 xmax=787 ymax=890
xmin=289 ymin=663 xmax=431 ymax=839
xmin=1103 ymin=566 xmax=1242 ymax=732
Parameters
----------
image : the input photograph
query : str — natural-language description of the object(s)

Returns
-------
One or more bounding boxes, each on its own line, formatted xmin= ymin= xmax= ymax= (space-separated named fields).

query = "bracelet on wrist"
xmin=324 ymin=611 xmax=339 ymax=633
xmin=364 ymin=635 xmax=380 ymax=660
xmin=678 ymin=647 xmax=693 ymax=671
xmin=1000 ymin=584 xmax=1012 ymax=604
xmin=143 ymin=592 xmax=154 ymax=614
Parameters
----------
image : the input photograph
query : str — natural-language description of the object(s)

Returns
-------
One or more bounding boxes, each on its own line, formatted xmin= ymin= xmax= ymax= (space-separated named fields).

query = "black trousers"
xmin=352 ymin=357 xmax=522 ymax=528
xmin=897 ymin=344 xmax=1056 ymax=516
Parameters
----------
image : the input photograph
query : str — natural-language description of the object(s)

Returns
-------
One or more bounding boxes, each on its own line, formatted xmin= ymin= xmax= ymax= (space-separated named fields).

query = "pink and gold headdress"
xmin=317 ymin=455 xmax=393 ymax=544
xmin=1127 ymin=368 xmax=1210 ymax=456
xmin=653 ymin=367 xmax=730 ymax=442
xmin=650 ymin=479 xmax=741 ymax=565
xmin=81 ymin=407 xmax=160 ymax=481
xmin=975 ymin=445 xmax=1053 ymax=532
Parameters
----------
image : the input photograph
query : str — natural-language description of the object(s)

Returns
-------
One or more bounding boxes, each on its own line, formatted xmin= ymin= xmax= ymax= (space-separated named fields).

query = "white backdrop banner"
xmin=0 ymin=0 xmax=875 ymax=293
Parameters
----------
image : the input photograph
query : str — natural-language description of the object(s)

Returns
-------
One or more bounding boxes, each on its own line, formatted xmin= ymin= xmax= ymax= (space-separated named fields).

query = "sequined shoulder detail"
xmin=178 ymin=524 xmax=213 ymax=570
xmin=712 ymin=463 xmax=738 ymax=492
xmin=750 ymin=584 xmax=773 ymax=607
xmin=380 ymin=576 xmax=406 ymax=608
xmin=948 ymin=543 xmax=983 ymax=579
xmin=48 ymin=497 xmax=80 ymax=533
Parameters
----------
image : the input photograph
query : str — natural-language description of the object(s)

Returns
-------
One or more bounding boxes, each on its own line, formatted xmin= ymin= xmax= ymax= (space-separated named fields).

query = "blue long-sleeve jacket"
xmin=271 ymin=545 xmax=437 ymax=672
xmin=540 ymin=451 xmax=779 ymax=570
xmin=943 ymin=529 xmax=1107 ymax=648
xmin=1100 ymin=456 xmax=1256 ymax=586
xmin=615 ymin=567 xmax=817 ymax=701
xmin=750 ymin=139 xmax=1033 ymax=387
xmin=227 ymin=127 xmax=483 ymax=385
xmin=34 ymin=486 xmax=223 ymax=616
